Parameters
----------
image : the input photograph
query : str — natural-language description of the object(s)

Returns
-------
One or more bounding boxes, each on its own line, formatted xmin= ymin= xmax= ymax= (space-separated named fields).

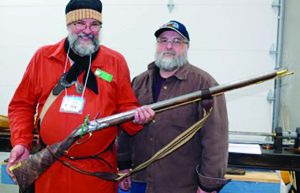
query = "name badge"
xmin=60 ymin=96 xmax=85 ymax=114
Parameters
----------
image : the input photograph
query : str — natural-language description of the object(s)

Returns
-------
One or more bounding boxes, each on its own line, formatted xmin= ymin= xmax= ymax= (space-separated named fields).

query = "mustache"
xmin=161 ymin=50 xmax=176 ymax=56
xmin=78 ymin=33 xmax=95 ymax=40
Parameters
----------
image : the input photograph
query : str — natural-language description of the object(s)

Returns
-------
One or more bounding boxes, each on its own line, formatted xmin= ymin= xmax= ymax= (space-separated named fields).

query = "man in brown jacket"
xmin=118 ymin=20 xmax=229 ymax=193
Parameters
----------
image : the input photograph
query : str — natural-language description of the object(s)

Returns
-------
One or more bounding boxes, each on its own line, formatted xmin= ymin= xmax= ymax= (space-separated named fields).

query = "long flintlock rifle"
xmin=9 ymin=68 xmax=292 ymax=193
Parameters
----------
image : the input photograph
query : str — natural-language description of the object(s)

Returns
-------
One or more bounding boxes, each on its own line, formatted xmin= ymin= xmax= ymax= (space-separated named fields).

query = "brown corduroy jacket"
xmin=118 ymin=62 xmax=229 ymax=193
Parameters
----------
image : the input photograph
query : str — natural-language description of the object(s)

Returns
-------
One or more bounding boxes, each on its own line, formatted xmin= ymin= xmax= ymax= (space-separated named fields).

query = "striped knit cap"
xmin=65 ymin=0 xmax=102 ymax=25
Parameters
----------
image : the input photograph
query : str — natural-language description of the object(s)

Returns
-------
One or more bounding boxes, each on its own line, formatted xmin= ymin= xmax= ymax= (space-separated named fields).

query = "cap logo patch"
xmin=164 ymin=21 xmax=179 ymax=29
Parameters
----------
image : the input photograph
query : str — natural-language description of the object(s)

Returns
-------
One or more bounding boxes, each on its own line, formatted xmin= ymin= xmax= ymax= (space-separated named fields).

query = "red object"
xmin=9 ymin=39 xmax=142 ymax=193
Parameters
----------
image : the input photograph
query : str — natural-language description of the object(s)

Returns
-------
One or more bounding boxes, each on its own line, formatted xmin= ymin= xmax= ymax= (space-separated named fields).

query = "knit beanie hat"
xmin=65 ymin=0 xmax=103 ymax=25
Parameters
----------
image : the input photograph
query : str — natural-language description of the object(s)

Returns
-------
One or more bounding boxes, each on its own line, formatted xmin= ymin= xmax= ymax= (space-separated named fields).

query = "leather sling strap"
xmin=116 ymin=108 xmax=212 ymax=181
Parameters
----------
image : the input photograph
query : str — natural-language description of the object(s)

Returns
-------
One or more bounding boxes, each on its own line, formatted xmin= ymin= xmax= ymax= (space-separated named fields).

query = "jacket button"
xmin=152 ymin=120 xmax=156 ymax=123
xmin=163 ymin=86 xmax=167 ymax=90
xmin=149 ymin=137 xmax=153 ymax=141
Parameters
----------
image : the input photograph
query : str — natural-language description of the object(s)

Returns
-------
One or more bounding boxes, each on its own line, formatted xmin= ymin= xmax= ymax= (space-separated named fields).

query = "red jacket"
xmin=9 ymin=39 xmax=142 ymax=193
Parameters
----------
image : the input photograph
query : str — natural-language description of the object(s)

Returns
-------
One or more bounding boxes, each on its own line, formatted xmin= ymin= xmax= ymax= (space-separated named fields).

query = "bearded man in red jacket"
xmin=6 ymin=0 xmax=154 ymax=193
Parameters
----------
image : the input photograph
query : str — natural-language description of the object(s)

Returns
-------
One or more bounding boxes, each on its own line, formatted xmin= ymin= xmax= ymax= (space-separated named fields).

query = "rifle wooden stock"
xmin=10 ymin=68 xmax=290 ymax=192
xmin=10 ymin=129 xmax=81 ymax=192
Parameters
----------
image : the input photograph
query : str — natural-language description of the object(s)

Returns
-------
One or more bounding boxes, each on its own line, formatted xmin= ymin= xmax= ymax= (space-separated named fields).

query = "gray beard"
xmin=67 ymin=32 xmax=99 ymax=56
xmin=154 ymin=50 xmax=188 ymax=71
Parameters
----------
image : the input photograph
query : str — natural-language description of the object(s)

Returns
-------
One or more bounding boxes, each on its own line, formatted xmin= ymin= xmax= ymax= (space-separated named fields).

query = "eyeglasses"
xmin=73 ymin=21 xmax=102 ymax=32
xmin=157 ymin=38 xmax=188 ymax=46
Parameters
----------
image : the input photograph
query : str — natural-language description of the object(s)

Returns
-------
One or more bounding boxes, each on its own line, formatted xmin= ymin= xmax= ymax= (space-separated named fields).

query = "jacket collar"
xmin=49 ymin=38 xmax=67 ymax=62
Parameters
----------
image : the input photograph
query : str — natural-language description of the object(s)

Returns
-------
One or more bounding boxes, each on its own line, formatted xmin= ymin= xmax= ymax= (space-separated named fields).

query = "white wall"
xmin=0 ymin=0 xmax=68 ymax=115
xmin=0 ymin=0 xmax=280 ymax=140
